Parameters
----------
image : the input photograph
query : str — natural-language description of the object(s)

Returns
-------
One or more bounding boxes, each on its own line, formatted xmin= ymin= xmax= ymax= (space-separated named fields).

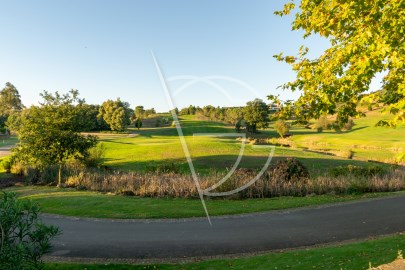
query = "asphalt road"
xmin=43 ymin=195 xmax=405 ymax=260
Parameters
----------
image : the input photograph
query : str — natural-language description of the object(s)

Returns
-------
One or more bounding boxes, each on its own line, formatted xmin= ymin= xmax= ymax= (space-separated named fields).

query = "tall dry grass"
xmin=65 ymin=167 xmax=405 ymax=199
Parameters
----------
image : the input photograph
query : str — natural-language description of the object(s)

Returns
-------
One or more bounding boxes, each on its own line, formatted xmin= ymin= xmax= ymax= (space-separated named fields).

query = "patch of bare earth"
xmin=371 ymin=259 xmax=405 ymax=269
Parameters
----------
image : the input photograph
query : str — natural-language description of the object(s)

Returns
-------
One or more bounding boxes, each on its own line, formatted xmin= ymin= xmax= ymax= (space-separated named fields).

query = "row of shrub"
xmin=312 ymin=116 xmax=355 ymax=132
xmin=62 ymin=165 xmax=403 ymax=199
xmin=1 ymin=143 xmax=106 ymax=185
xmin=3 ymin=153 xmax=401 ymax=198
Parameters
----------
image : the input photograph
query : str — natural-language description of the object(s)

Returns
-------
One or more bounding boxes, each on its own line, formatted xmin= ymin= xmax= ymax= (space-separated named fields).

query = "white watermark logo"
xmin=152 ymin=52 xmax=275 ymax=225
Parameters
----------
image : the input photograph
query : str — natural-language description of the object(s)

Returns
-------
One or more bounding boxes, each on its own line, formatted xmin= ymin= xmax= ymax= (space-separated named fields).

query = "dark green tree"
xmin=98 ymin=99 xmax=132 ymax=131
xmin=12 ymin=90 xmax=97 ymax=186
xmin=0 ymin=82 xmax=24 ymax=127
xmin=135 ymin=105 xmax=145 ymax=119
xmin=144 ymin=108 xmax=156 ymax=118
xmin=188 ymin=105 xmax=196 ymax=115
xmin=76 ymin=104 xmax=109 ymax=131
xmin=242 ymin=99 xmax=269 ymax=133
xmin=179 ymin=107 xmax=190 ymax=115
xmin=134 ymin=118 xmax=143 ymax=130
xmin=202 ymin=105 xmax=215 ymax=118
xmin=225 ymin=107 xmax=243 ymax=125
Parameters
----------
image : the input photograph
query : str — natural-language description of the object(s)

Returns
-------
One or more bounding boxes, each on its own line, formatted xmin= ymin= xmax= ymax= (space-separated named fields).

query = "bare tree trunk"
xmin=58 ymin=163 xmax=63 ymax=187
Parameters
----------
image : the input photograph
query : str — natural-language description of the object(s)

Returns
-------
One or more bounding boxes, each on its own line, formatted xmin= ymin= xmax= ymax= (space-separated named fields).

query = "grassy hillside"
xmin=285 ymin=110 xmax=405 ymax=163
xmin=0 ymin=111 xmax=401 ymax=177
xmin=101 ymin=113 xmax=400 ymax=175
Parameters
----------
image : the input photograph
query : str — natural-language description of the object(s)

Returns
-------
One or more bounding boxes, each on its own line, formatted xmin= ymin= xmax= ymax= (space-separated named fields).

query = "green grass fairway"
xmin=5 ymin=186 xmax=403 ymax=219
xmin=283 ymin=110 xmax=405 ymax=163
xmin=100 ymin=115 xmax=393 ymax=175
xmin=0 ymin=135 xmax=18 ymax=147
xmin=45 ymin=234 xmax=405 ymax=269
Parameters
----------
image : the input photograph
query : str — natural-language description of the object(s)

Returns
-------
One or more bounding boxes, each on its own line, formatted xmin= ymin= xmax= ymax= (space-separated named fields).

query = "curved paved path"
xmin=44 ymin=195 xmax=405 ymax=260
xmin=0 ymin=146 xmax=11 ymax=158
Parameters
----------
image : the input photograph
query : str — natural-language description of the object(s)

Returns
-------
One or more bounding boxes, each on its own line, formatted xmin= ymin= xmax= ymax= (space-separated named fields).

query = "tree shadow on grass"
xmin=99 ymin=139 xmax=136 ymax=145
xmin=106 ymin=154 xmax=392 ymax=176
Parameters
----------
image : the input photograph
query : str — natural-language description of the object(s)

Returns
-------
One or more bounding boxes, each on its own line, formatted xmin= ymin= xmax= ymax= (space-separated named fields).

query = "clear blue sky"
xmin=0 ymin=0 xmax=332 ymax=112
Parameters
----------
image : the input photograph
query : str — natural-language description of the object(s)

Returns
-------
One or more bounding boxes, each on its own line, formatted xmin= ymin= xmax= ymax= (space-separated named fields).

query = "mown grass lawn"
xmin=1 ymin=113 xmax=401 ymax=175
xmin=0 ymin=135 xmax=18 ymax=147
xmin=45 ymin=234 xmax=405 ymax=269
xmin=284 ymin=110 xmax=405 ymax=163
xmin=5 ymin=186 xmax=404 ymax=219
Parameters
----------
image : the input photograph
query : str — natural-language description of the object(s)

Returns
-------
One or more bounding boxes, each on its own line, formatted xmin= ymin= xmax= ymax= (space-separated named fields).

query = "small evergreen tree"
xmin=135 ymin=118 xmax=143 ymax=130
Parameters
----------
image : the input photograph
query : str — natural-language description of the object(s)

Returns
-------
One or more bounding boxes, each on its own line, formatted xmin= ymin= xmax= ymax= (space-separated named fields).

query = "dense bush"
xmin=24 ymin=166 xmax=41 ymax=184
xmin=312 ymin=116 xmax=332 ymax=132
xmin=274 ymin=119 xmax=290 ymax=138
xmin=312 ymin=117 xmax=354 ymax=133
xmin=315 ymin=126 xmax=323 ymax=133
xmin=330 ymin=165 xmax=387 ymax=178
xmin=134 ymin=118 xmax=142 ymax=130
xmin=84 ymin=143 xmax=106 ymax=168
xmin=342 ymin=119 xmax=355 ymax=131
xmin=235 ymin=120 xmax=242 ymax=132
xmin=9 ymin=161 xmax=85 ymax=185
xmin=0 ymin=159 xmax=11 ymax=173
xmin=332 ymin=123 xmax=342 ymax=132
xmin=269 ymin=158 xmax=310 ymax=183
xmin=41 ymin=165 xmax=59 ymax=183
xmin=10 ymin=162 xmax=24 ymax=176
xmin=0 ymin=192 xmax=59 ymax=270
xmin=145 ymin=162 xmax=182 ymax=174
xmin=335 ymin=149 xmax=354 ymax=159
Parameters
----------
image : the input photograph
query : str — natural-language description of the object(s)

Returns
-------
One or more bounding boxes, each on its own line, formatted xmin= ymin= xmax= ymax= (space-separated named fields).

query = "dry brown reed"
xmin=65 ymin=167 xmax=405 ymax=199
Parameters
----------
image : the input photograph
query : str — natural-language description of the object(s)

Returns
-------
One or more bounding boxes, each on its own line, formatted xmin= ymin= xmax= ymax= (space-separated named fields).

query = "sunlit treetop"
xmin=273 ymin=0 xmax=404 ymax=126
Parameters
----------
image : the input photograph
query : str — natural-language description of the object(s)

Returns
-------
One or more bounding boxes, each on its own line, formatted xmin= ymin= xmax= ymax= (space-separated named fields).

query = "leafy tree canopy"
xmin=76 ymin=104 xmax=109 ymax=131
xmin=11 ymin=90 xmax=97 ymax=185
xmin=0 ymin=192 xmax=60 ymax=270
xmin=144 ymin=108 xmax=156 ymax=118
xmin=242 ymin=99 xmax=269 ymax=133
xmin=98 ymin=99 xmax=132 ymax=131
xmin=135 ymin=105 xmax=145 ymax=119
xmin=273 ymin=0 xmax=404 ymax=126
xmin=225 ymin=107 xmax=244 ymax=125
xmin=0 ymin=82 xmax=24 ymax=127
xmin=134 ymin=118 xmax=143 ymax=130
